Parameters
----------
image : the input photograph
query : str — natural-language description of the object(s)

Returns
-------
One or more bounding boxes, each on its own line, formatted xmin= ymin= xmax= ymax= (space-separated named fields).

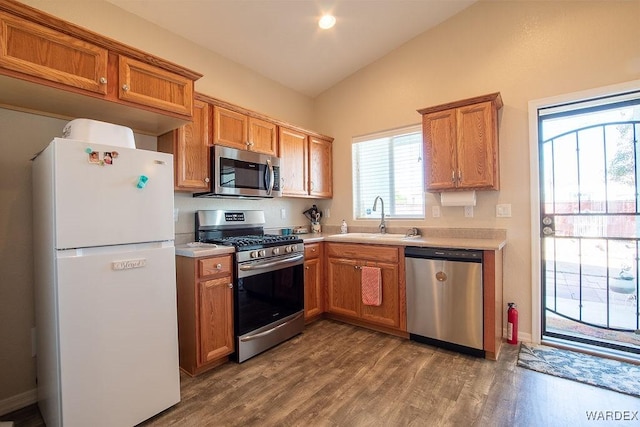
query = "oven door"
xmin=235 ymin=253 xmax=304 ymax=336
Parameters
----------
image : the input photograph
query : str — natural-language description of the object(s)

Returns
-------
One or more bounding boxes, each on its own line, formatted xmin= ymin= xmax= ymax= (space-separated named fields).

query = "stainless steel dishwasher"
xmin=405 ymin=247 xmax=484 ymax=357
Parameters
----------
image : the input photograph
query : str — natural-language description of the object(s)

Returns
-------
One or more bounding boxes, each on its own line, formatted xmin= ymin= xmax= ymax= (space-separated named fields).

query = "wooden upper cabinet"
xmin=158 ymin=98 xmax=210 ymax=191
xmin=213 ymin=106 xmax=277 ymax=155
xmin=419 ymin=92 xmax=502 ymax=191
xmin=0 ymin=2 xmax=202 ymax=134
xmin=118 ymin=55 xmax=193 ymax=116
xmin=248 ymin=117 xmax=277 ymax=156
xmin=213 ymin=106 xmax=248 ymax=150
xmin=0 ymin=11 xmax=108 ymax=94
xmin=279 ymin=126 xmax=309 ymax=197
xmin=309 ymin=136 xmax=333 ymax=198
xmin=279 ymin=129 xmax=333 ymax=199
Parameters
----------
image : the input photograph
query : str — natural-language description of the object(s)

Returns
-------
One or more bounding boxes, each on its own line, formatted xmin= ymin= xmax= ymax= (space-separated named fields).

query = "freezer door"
xmin=55 ymin=243 xmax=180 ymax=426
xmin=52 ymin=138 xmax=174 ymax=249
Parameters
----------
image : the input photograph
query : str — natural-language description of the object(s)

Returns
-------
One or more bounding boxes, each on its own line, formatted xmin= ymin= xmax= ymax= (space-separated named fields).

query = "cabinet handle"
xmin=451 ymin=170 xmax=456 ymax=183
xmin=122 ymin=84 xmax=130 ymax=92
xmin=457 ymin=170 xmax=462 ymax=182
xmin=204 ymin=177 xmax=210 ymax=183
xmin=228 ymin=283 xmax=233 ymax=289
xmin=99 ymin=77 xmax=107 ymax=84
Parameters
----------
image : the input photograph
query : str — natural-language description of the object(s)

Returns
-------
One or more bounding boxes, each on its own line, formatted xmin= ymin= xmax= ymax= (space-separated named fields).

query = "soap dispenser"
xmin=341 ymin=220 xmax=348 ymax=234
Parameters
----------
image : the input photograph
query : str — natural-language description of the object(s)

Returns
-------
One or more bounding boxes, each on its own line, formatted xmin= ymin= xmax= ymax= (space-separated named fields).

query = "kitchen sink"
xmin=331 ymin=233 xmax=419 ymax=241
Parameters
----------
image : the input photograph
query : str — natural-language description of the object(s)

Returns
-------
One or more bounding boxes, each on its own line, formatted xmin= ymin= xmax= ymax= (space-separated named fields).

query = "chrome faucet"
xmin=372 ymin=196 xmax=386 ymax=234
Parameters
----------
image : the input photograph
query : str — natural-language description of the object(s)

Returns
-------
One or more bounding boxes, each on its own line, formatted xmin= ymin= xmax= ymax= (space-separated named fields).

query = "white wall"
xmin=0 ymin=0 xmax=321 ymax=411
xmin=314 ymin=0 xmax=640 ymax=341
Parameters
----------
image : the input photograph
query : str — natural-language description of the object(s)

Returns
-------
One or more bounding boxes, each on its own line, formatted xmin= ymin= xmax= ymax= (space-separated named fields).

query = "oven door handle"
xmin=238 ymin=254 xmax=303 ymax=271
xmin=240 ymin=312 xmax=304 ymax=342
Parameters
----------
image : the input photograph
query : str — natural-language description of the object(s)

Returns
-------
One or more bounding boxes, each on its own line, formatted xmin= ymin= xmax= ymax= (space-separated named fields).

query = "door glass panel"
xmin=539 ymin=92 xmax=640 ymax=355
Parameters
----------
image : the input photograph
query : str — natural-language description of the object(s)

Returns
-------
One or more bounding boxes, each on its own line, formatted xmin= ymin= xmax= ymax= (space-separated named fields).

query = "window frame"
xmin=351 ymin=124 xmax=425 ymax=220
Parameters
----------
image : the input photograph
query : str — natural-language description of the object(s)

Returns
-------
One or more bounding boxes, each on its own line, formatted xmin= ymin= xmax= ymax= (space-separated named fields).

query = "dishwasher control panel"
xmin=405 ymin=247 xmax=483 ymax=262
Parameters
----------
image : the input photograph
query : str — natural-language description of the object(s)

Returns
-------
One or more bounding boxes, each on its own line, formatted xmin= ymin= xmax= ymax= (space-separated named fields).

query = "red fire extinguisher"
xmin=507 ymin=303 xmax=518 ymax=345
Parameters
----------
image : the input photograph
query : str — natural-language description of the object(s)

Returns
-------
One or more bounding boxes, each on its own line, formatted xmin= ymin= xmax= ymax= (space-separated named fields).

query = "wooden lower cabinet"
xmin=176 ymin=254 xmax=234 ymax=376
xmin=325 ymin=243 xmax=406 ymax=333
xmin=304 ymin=243 xmax=324 ymax=321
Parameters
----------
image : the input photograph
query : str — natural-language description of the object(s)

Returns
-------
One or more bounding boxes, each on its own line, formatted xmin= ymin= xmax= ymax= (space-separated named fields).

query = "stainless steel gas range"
xmin=196 ymin=210 xmax=305 ymax=363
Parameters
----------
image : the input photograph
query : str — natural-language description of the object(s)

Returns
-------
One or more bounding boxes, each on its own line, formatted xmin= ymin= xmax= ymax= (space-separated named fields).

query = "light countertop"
xmin=175 ymin=242 xmax=235 ymax=258
xmin=296 ymin=229 xmax=506 ymax=251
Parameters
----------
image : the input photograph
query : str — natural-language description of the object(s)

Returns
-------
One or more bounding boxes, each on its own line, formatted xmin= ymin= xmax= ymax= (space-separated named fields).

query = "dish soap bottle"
xmin=340 ymin=220 xmax=348 ymax=234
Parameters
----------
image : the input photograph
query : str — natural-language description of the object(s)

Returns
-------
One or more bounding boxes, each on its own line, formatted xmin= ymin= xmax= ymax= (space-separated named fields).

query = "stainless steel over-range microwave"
xmin=194 ymin=145 xmax=282 ymax=198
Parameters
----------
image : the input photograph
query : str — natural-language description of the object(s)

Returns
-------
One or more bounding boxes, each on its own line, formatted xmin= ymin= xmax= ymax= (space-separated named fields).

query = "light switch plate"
xmin=432 ymin=206 xmax=441 ymax=218
xmin=464 ymin=206 xmax=474 ymax=218
xmin=280 ymin=208 xmax=287 ymax=219
xmin=496 ymin=204 xmax=512 ymax=217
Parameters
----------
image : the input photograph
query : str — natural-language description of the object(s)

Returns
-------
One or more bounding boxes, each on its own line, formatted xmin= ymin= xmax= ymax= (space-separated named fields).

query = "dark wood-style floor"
xmin=3 ymin=319 xmax=638 ymax=426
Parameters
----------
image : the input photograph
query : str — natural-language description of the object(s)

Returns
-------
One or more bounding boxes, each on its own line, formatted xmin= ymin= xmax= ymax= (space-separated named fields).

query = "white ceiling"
xmin=106 ymin=0 xmax=477 ymax=97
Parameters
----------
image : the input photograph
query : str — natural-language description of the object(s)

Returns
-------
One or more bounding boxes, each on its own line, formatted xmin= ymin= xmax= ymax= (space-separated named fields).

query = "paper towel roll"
xmin=440 ymin=191 xmax=476 ymax=207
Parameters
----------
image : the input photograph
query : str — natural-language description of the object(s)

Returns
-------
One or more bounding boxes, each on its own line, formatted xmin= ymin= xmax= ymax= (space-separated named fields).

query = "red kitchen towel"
xmin=361 ymin=266 xmax=382 ymax=306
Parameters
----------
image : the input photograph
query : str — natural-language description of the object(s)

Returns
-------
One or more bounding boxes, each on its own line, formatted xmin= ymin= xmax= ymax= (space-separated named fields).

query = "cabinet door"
xmin=118 ymin=55 xmax=193 ymax=116
xmin=304 ymin=257 xmax=323 ymax=320
xmin=326 ymin=257 xmax=360 ymax=318
xmin=0 ymin=12 xmax=108 ymax=94
xmin=176 ymin=100 xmax=210 ymax=191
xmin=309 ymin=136 xmax=333 ymax=198
xmin=198 ymin=276 xmax=234 ymax=365
xmin=213 ymin=106 xmax=248 ymax=150
xmin=456 ymin=101 xmax=498 ymax=189
xmin=422 ymin=108 xmax=457 ymax=191
xmin=279 ymin=126 xmax=309 ymax=196
xmin=249 ymin=117 xmax=277 ymax=156
xmin=360 ymin=262 xmax=401 ymax=328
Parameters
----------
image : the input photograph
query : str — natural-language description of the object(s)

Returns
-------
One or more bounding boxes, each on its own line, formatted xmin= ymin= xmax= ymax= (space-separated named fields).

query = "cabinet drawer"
xmin=304 ymin=243 xmax=321 ymax=259
xmin=326 ymin=243 xmax=398 ymax=263
xmin=198 ymin=256 xmax=232 ymax=278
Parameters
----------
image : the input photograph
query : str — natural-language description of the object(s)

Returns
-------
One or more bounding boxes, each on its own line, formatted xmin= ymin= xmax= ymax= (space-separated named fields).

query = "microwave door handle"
xmin=265 ymin=159 xmax=274 ymax=195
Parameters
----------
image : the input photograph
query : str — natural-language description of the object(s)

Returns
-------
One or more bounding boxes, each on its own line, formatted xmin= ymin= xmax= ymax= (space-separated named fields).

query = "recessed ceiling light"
xmin=318 ymin=14 xmax=336 ymax=30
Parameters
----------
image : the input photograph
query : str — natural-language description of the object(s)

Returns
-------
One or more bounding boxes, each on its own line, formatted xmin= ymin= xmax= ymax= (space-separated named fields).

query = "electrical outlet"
xmin=325 ymin=208 xmax=331 ymax=218
xmin=496 ymin=204 xmax=512 ymax=217
xmin=464 ymin=206 xmax=474 ymax=218
xmin=432 ymin=206 xmax=441 ymax=218
xmin=173 ymin=208 xmax=179 ymax=223
xmin=280 ymin=208 xmax=286 ymax=219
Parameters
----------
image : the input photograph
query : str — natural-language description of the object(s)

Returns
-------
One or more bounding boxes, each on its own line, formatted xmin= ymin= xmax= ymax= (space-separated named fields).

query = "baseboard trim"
xmin=502 ymin=328 xmax=532 ymax=344
xmin=0 ymin=389 xmax=37 ymax=417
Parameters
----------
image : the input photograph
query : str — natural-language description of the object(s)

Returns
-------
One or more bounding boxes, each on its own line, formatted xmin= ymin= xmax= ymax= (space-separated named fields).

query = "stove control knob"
xmin=250 ymin=251 xmax=259 ymax=258
xmin=285 ymin=245 xmax=295 ymax=253
xmin=272 ymin=247 xmax=280 ymax=255
xmin=259 ymin=250 xmax=266 ymax=257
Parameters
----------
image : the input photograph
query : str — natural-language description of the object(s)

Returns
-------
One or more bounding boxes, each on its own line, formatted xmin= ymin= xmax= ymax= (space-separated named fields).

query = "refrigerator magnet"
xmin=88 ymin=151 xmax=100 ymax=164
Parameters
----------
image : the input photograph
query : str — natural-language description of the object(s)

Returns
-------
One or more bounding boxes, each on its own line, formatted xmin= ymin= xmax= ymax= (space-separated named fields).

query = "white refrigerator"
xmin=32 ymin=138 xmax=180 ymax=427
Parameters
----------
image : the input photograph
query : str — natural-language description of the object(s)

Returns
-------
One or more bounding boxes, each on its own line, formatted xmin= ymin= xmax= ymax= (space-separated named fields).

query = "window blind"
xmin=352 ymin=125 xmax=424 ymax=219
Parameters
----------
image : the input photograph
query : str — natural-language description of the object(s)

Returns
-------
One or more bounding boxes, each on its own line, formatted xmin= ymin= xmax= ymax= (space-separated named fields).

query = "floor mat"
xmin=517 ymin=343 xmax=640 ymax=398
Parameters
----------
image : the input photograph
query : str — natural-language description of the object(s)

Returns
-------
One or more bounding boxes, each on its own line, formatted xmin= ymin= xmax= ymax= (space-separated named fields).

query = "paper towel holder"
xmin=440 ymin=190 xmax=477 ymax=207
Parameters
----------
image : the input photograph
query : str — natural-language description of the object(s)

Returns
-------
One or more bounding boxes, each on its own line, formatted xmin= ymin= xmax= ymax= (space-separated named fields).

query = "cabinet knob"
xmin=354 ymin=265 xmax=361 ymax=270
xmin=305 ymin=266 xmax=310 ymax=270
xmin=122 ymin=84 xmax=130 ymax=92
xmin=311 ymin=248 xmax=316 ymax=252
xmin=216 ymin=263 xmax=222 ymax=269
xmin=204 ymin=177 xmax=210 ymax=183
xmin=99 ymin=77 xmax=107 ymax=84
xmin=228 ymin=283 xmax=233 ymax=289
